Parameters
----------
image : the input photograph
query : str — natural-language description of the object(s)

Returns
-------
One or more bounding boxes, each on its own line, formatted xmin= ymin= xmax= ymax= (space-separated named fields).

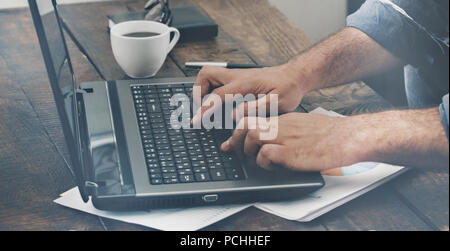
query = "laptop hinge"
xmin=85 ymin=181 xmax=98 ymax=196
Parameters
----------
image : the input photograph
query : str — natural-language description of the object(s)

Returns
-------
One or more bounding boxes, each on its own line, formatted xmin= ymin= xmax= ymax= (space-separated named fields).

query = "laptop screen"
xmin=29 ymin=0 xmax=88 ymax=201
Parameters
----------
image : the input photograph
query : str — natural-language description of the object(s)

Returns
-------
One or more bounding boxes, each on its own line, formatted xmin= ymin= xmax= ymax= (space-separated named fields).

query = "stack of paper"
xmin=54 ymin=108 xmax=406 ymax=230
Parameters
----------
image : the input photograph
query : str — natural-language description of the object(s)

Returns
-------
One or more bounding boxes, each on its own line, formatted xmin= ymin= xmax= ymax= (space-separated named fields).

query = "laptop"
xmin=28 ymin=0 xmax=324 ymax=210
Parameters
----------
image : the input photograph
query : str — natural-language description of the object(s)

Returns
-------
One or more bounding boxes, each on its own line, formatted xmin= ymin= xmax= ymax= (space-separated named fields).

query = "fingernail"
xmin=221 ymin=140 xmax=230 ymax=151
xmin=191 ymin=112 xmax=200 ymax=125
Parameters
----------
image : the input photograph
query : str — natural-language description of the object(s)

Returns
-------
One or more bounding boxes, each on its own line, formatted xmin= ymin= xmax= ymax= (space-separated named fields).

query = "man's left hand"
xmin=221 ymin=113 xmax=366 ymax=172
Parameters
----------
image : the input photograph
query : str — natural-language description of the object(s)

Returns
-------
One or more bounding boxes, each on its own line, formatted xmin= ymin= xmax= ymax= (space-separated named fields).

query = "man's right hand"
xmin=191 ymin=64 xmax=308 ymax=125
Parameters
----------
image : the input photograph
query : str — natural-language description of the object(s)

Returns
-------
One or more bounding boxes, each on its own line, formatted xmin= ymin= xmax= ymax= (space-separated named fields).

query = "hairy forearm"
xmin=348 ymin=108 xmax=449 ymax=169
xmin=283 ymin=27 xmax=403 ymax=93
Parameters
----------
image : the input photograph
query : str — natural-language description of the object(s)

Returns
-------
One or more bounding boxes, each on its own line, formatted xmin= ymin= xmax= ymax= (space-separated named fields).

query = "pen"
xmin=185 ymin=62 xmax=265 ymax=69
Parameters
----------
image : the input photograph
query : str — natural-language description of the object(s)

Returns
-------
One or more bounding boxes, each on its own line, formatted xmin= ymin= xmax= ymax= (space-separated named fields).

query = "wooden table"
xmin=0 ymin=0 xmax=448 ymax=231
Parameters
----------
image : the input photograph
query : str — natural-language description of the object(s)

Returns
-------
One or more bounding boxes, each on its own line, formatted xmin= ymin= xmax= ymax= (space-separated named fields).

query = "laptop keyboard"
xmin=131 ymin=84 xmax=245 ymax=185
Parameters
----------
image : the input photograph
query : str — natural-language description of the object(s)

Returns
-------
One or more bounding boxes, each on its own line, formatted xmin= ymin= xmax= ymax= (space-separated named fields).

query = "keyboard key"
xmin=147 ymin=163 xmax=160 ymax=169
xmin=168 ymin=129 xmax=183 ymax=135
xmin=146 ymin=98 xmax=159 ymax=104
xmin=154 ymin=138 xmax=169 ymax=144
xmin=141 ymin=129 xmax=152 ymax=135
xmin=179 ymin=175 xmax=195 ymax=183
xmin=151 ymin=179 xmax=163 ymax=185
xmin=163 ymin=173 xmax=178 ymax=179
xmin=210 ymin=169 xmax=227 ymax=181
xmin=164 ymin=178 xmax=179 ymax=184
xmin=145 ymin=94 xmax=158 ymax=99
xmin=145 ymin=153 xmax=157 ymax=159
xmin=156 ymin=144 xmax=171 ymax=151
xmin=150 ymin=118 xmax=164 ymax=123
xmin=172 ymin=146 xmax=187 ymax=152
xmin=208 ymin=162 xmax=224 ymax=169
xmin=144 ymin=148 xmax=156 ymax=154
xmin=174 ymin=152 xmax=188 ymax=158
xmin=142 ymin=134 xmax=152 ymax=140
xmin=148 ymin=168 xmax=161 ymax=174
xmin=190 ymin=155 xmax=205 ymax=162
xmin=149 ymin=113 xmax=163 ymax=119
xmin=160 ymin=160 xmax=175 ymax=167
xmin=147 ymin=104 xmax=161 ymax=113
xmin=146 ymin=158 xmax=158 ymax=164
xmin=175 ymin=156 xmax=190 ymax=163
xmin=172 ymin=88 xmax=185 ymax=93
xmin=192 ymin=160 xmax=207 ymax=168
xmin=178 ymin=169 xmax=193 ymax=175
xmin=176 ymin=162 xmax=191 ymax=169
xmin=161 ymin=167 xmax=176 ymax=173
xmin=195 ymin=173 xmax=211 ymax=182
xmin=158 ymin=150 xmax=172 ymax=156
xmin=193 ymin=166 xmax=208 ymax=173
xmin=152 ymin=128 xmax=167 ymax=135
xmin=159 ymin=155 xmax=174 ymax=162
xmin=144 ymin=89 xmax=157 ymax=94
xmin=170 ymin=140 xmax=185 ymax=146
xmin=188 ymin=149 xmax=202 ymax=155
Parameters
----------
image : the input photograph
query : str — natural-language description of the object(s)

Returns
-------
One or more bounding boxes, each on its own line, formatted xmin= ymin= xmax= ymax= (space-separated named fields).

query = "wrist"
xmin=340 ymin=115 xmax=375 ymax=164
xmin=278 ymin=60 xmax=318 ymax=95
xmin=345 ymin=109 xmax=449 ymax=168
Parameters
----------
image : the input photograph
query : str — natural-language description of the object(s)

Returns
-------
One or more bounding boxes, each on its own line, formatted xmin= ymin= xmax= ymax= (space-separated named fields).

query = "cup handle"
xmin=167 ymin=27 xmax=180 ymax=54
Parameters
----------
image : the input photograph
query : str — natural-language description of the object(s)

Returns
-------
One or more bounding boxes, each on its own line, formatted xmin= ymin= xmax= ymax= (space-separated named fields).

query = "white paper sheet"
xmin=55 ymin=188 xmax=251 ymax=231
xmin=54 ymin=107 xmax=406 ymax=230
xmin=255 ymin=163 xmax=406 ymax=221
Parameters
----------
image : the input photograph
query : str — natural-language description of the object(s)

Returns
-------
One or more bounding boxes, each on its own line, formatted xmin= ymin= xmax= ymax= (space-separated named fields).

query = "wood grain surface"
xmin=0 ymin=0 xmax=447 ymax=231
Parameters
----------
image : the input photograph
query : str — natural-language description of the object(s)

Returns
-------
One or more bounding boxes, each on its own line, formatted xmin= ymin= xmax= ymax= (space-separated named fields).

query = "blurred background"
xmin=2 ymin=0 xmax=350 ymax=41
xmin=0 ymin=0 xmax=406 ymax=106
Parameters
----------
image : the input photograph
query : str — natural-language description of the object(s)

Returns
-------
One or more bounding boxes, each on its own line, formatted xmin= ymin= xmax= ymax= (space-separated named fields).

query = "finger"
xmin=228 ymin=128 xmax=247 ymax=160
xmin=256 ymin=144 xmax=287 ymax=170
xmin=222 ymin=117 xmax=265 ymax=153
xmin=221 ymin=139 xmax=231 ymax=152
xmin=243 ymin=129 xmax=262 ymax=158
xmin=232 ymin=92 xmax=278 ymax=121
xmin=193 ymin=66 xmax=235 ymax=104
xmin=191 ymin=83 xmax=240 ymax=126
xmin=225 ymin=117 xmax=259 ymax=159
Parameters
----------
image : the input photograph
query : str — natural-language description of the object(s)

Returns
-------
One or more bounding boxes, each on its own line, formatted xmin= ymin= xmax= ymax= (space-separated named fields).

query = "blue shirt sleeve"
xmin=440 ymin=94 xmax=449 ymax=140
xmin=346 ymin=0 xmax=448 ymax=70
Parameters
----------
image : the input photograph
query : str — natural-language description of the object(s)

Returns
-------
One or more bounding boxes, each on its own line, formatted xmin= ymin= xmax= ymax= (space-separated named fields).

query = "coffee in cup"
xmin=110 ymin=21 xmax=180 ymax=78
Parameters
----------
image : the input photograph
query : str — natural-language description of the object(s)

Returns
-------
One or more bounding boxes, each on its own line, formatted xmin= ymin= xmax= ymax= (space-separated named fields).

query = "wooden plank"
xmin=318 ymin=185 xmax=431 ymax=231
xmin=393 ymin=169 xmax=449 ymax=231
xmin=0 ymin=9 xmax=103 ymax=230
xmin=57 ymin=0 xmax=185 ymax=81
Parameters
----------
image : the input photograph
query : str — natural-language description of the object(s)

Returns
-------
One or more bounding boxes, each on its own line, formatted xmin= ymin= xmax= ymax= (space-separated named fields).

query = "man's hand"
xmin=221 ymin=109 xmax=449 ymax=172
xmin=191 ymin=28 xmax=402 ymax=126
xmin=221 ymin=113 xmax=364 ymax=172
xmin=191 ymin=65 xmax=308 ymax=124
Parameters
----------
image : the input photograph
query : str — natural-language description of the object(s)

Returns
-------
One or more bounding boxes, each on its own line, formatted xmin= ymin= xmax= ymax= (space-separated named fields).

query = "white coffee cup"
xmin=110 ymin=21 xmax=180 ymax=78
